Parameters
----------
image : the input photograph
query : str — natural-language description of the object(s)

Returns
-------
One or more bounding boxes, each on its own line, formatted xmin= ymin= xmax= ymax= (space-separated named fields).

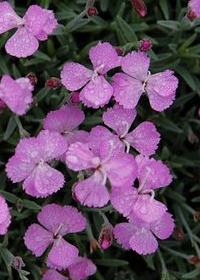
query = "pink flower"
xmin=65 ymin=141 xmax=137 ymax=207
xmin=111 ymin=155 xmax=172 ymax=223
xmin=0 ymin=2 xmax=57 ymax=57
xmin=61 ymin=42 xmax=121 ymax=108
xmin=6 ymin=130 xmax=68 ymax=197
xmin=0 ymin=75 xmax=33 ymax=115
xmin=114 ymin=212 xmax=174 ymax=255
xmin=113 ymin=51 xmax=178 ymax=111
xmin=139 ymin=38 xmax=152 ymax=52
xmin=103 ymin=104 xmax=160 ymax=155
xmin=43 ymin=105 xmax=88 ymax=161
xmin=188 ymin=0 xmax=200 ymax=18
xmin=43 ymin=257 xmax=96 ymax=280
xmin=0 ymin=195 xmax=11 ymax=235
xmin=24 ymin=204 xmax=86 ymax=270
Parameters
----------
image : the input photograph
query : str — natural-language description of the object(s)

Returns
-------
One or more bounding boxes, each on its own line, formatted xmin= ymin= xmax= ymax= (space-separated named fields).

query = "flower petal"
xmin=146 ymin=70 xmax=178 ymax=97
xmin=0 ymin=2 xmax=23 ymax=34
xmin=150 ymin=212 xmax=175 ymax=240
xmin=114 ymin=223 xmax=136 ymax=250
xmin=43 ymin=104 xmax=85 ymax=133
xmin=0 ymin=75 xmax=33 ymax=115
xmin=89 ymin=42 xmax=120 ymax=74
xmin=61 ymin=62 xmax=93 ymax=91
xmin=125 ymin=121 xmax=160 ymax=156
xmin=113 ymin=73 xmax=143 ymax=109
xmin=24 ymin=224 xmax=53 ymax=257
xmin=43 ymin=269 xmax=67 ymax=280
xmin=147 ymin=89 xmax=176 ymax=112
xmin=104 ymin=153 xmax=137 ymax=187
xmin=47 ymin=238 xmax=79 ymax=270
xmin=189 ymin=0 xmax=200 ymax=17
xmin=121 ymin=51 xmax=150 ymax=81
xmin=5 ymin=27 xmax=39 ymax=58
xmin=74 ymin=172 xmax=110 ymax=207
xmin=103 ymin=104 xmax=137 ymax=137
xmin=66 ymin=142 xmax=100 ymax=171
xmin=38 ymin=204 xmax=86 ymax=235
xmin=131 ymin=195 xmax=167 ymax=223
xmin=0 ymin=195 xmax=10 ymax=224
xmin=68 ymin=257 xmax=97 ymax=280
xmin=80 ymin=76 xmax=113 ymax=108
xmin=136 ymin=155 xmax=173 ymax=190
xmin=23 ymin=163 xmax=65 ymax=198
xmin=129 ymin=227 xmax=158 ymax=255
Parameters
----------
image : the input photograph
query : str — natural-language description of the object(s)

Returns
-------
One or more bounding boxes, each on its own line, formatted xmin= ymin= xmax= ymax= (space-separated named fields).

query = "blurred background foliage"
xmin=0 ymin=0 xmax=200 ymax=279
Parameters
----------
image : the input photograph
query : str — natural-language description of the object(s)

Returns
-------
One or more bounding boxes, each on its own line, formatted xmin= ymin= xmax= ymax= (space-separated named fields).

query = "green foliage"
xmin=0 ymin=0 xmax=200 ymax=279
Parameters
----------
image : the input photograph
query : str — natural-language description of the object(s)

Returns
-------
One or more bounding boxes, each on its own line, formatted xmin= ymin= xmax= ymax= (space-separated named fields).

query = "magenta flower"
xmin=24 ymin=204 xmax=86 ymax=270
xmin=114 ymin=212 xmax=174 ymax=255
xmin=43 ymin=105 xmax=88 ymax=161
xmin=65 ymin=141 xmax=137 ymax=207
xmin=61 ymin=42 xmax=121 ymax=108
xmin=111 ymin=155 xmax=172 ymax=223
xmin=0 ymin=2 xmax=57 ymax=57
xmin=0 ymin=75 xmax=33 ymax=115
xmin=6 ymin=130 xmax=68 ymax=197
xmin=0 ymin=195 xmax=11 ymax=235
xmin=113 ymin=51 xmax=178 ymax=111
xmin=43 ymin=257 xmax=96 ymax=280
xmin=189 ymin=0 xmax=200 ymax=18
xmin=103 ymin=104 xmax=160 ymax=155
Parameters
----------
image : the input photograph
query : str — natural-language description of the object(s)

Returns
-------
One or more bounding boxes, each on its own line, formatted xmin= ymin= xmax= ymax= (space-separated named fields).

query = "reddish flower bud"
xmin=115 ymin=46 xmax=124 ymax=56
xmin=193 ymin=212 xmax=200 ymax=222
xmin=198 ymin=109 xmax=200 ymax=117
xmin=0 ymin=99 xmax=6 ymax=110
xmin=188 ymin=255 xmax=200 ymax=265
xmin=87 ymin=7 xmax=98 ymax=17
xmin=130 ymin=0 xmax=147 ymax=17
xmin=26 ymin=72 xmax=38 ymax=86
xmin=45 ymin=77 xmax=62 ymax=89
xmin=172 ymin=226 xmax=185 ymax=240
xmin=12 ymin=256 xmax=25 ymax=270
xmin=99 ymin=222 xmax=113 ymax=250
xmin=139 ymin=38 xmax=152 ymax=52
xmin=68 ymin=91 xmax=80 ymax=105
xmin=186 ymin=8 xmax=197 ymax=20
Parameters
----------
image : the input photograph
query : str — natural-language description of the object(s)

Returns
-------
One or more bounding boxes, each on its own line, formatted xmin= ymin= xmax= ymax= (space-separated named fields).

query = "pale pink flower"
xmin=24 ymin=204 xmax=86 ymax=270
xmin=0 ymin=195 xmax=11 ymax=235
xmin=65 ymin=141 xmax=137 ymax=207
xmin=43 ymin=105 xmax=88 ymax=161
xmin=113 ymin=51 xmax=178 ymax=111
xmin=6 ymin=130 xmax=68 ymax=197
xmin=189 ymin=0 xmax=200 ymax=18
xmin=111 ymin=155 xmax=172 ymax=223
xmin=103 ymin=104 xmax=160 ymax=155
xmin=61 ymin=42 xmax=120 ymax=108
xmin=0 ymin=2 xmax=57 ymax=57
xmin=114 ymin=212 xmax=174 ymax=255
xmin=0 ymin=75 xmax=33 ymax=115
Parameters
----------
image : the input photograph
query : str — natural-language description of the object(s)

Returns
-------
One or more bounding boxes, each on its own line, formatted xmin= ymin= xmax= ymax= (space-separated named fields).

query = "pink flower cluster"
xmin=0 ymin=2 xmax=180 ymax=274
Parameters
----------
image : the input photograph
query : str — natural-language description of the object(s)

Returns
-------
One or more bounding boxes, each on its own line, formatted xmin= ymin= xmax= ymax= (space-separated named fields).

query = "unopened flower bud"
xmin=12 ymin=256 xmax=25 ymax=270
xmin=90 ymin=239 xmax=101 ymax=253
xmin=45 ymin=77 xmax=62 ymax=89
xmin=16 ymin=199 xmax=24 ymax=212
xmin=193 ymin=212 xmax=200 ymax=222
xmin=172 ymin=226 xmax=185 ymax=240
xmin=0 ymin=99 xmax=6 ymax=110
xmin=186 ymin=9 xmax=197 ymax=20
xmin=130 ymin=0 xmax=147 ymax=17
xmin=188 ymin=255 xmax=200 ymax=265
xmin=139 ymin=38 xmax=152 ymax=52
xmin=99 ymin=222 xmax=113 ymax=250
xmin=198 ymin=108 xmax=200 ymax=117
xmin=87 ymin=7 xmax=98 ymax=17
xmin=68 ymin=91 xmax=80 ymax=105
xmin=115 ymin=46 xmax=124 ymax=56
xmin=26 ymin=72 xmax=38 ymax=86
